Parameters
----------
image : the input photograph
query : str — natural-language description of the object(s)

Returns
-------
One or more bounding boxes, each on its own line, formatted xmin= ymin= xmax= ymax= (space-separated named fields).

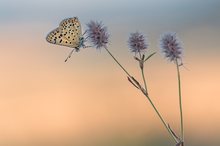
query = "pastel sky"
xmin=0 ymin=0 xmax=220 ymax=146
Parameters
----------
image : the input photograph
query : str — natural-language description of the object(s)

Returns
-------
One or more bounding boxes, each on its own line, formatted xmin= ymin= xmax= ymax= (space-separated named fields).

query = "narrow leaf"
xmin=168 ymin=124 xmax=180 ymax=141
xmin=144 ymin=52 xmax=156 ymax=62
xmin=134 ymin=56 xmax=140 ymax=61
xmin=131 ymin=77 xmax=141 ymax=89
xmin=127 ymin=77 xmax=139 ymax=89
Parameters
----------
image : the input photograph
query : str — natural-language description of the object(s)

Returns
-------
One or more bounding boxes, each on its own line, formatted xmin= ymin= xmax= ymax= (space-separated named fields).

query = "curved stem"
xmin=142 ymin=88 xmax=179 ymax=143
xmin=175 ymin=58 xmax=184 ymax=143
xmin=138 ymin=53 xmax=178 ymax=143
xmin=103 ymin=47 xmax=179 ymax=144
xmin=104 ymin=47 xmax=131 ymax=77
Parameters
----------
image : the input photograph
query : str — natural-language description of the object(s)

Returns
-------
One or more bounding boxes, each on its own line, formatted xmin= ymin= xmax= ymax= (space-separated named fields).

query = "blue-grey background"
xmin=0 ymin=0 xmax=220 ymax=146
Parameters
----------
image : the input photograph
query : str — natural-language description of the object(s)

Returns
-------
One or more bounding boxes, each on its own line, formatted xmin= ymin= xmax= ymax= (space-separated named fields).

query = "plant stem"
xmin=104 ymin=47 xmax=131 ymax=77
xmin=104 ymin=47 xmax=179 ymax=144
xmin=141 ymin=68 xmax=148 ymax=93
xmin=138 ymin=53 xmax=148 ymax=93
xmin=138 ymin=53 xmax=178 ymax=143
xmin=144 ymin=93 xmax=179 ymax=143
xmin=175 ymin=58 xmax=184 ymax=144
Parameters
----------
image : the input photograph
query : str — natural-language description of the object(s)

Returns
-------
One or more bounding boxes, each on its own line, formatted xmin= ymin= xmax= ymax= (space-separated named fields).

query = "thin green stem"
xmin=104 ymin=47 xmax=131 ymax=77
xmin=141 ymin=68 xmax=148 ymax=93
xmin=104 ymin=47 xmax=179 ymax=144
xmin=144 ymin=93 xmax=179 ymax=143
xmin=138 ymin=53 xmax=178 ymax=143
xmin=138 ymin=52 xmax=148 ymax=93
xmin=175 ymin=58 xmax=184 ymax=143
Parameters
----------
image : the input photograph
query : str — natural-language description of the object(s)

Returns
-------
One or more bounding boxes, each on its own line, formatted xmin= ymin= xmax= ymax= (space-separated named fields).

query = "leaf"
xmin=134 ymin=56 xmax=140 ymax=61
xmin=144 ymin=52 xmax=156 ymax=62
xmin=131 ymin=76 xmax=141 ymax=89
xmin=127 ymin=77 xmax=139 ymax=89
xmin=167 ymin=124 xmax=180 ymax=141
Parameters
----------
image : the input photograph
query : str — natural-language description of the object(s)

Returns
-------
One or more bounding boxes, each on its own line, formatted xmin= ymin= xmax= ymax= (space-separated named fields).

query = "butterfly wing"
xmin=46 ymin=17 xmax=82 ymax=48
xmin=46 ymin=28 xmax=71 ymax=47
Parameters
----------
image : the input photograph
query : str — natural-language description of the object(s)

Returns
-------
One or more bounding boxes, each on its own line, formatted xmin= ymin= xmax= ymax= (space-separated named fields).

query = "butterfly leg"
xmin=82 ymin=30 xmax=87 ymax=36
xmin=64 ymin=48 xmax=76 ymax=62
xmin=83 ymin=45 xmax=92 ymax=49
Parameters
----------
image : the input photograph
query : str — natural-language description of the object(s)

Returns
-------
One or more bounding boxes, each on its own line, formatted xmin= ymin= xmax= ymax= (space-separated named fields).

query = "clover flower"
xmin=128 ymin=32 xmax=148 ymax=54
xmin=86 ymin=21 xmax=109 ymax=49
xmin=160 ymin=32 xmax=183 ymax=61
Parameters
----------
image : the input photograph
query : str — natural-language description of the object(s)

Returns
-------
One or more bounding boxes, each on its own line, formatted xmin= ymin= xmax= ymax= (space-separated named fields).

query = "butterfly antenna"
xmin=64 ymin=48 xmax=75 ymax=62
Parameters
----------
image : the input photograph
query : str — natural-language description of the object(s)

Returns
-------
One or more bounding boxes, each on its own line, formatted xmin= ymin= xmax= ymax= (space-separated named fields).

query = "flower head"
xmin=86 ymin=21 xmax=109 ymax=49
xmin=160 ymin=32 xmax=183 ymax=61
xmin=128 ymin=32 xmax=148 ymax=54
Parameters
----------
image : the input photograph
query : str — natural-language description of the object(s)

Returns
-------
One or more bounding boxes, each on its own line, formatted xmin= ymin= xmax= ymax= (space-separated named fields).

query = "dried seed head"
xmin=86 ymin=21 xmax=109 ymax=49
xmin=160 ymin=32 xmax=183 ymax=62
xmin=128 ymin=32 xmax=148 ymax=54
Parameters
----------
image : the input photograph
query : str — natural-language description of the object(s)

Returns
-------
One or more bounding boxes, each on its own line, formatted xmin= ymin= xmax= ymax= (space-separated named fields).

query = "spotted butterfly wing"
xmin=46 ymin=17 xmax=82 ymax=48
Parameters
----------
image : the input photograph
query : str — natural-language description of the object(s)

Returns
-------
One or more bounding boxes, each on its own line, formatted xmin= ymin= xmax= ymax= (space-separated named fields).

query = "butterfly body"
xmin=46 ymin=17 xmax=86 ymax=61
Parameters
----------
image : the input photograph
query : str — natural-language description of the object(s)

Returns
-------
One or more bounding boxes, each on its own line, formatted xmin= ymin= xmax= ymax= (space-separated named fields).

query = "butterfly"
xmin=46 ymin=17 xmax=88 ymax=62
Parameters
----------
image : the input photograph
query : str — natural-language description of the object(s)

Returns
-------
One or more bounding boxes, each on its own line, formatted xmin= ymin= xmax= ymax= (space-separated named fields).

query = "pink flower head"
xmin=128 ymin=32 xmax=148 ymax=54
xmin=160 ymin=32 xmax=183 ymax=61
xmin=86 ymin=21 xmax=109 ymax=49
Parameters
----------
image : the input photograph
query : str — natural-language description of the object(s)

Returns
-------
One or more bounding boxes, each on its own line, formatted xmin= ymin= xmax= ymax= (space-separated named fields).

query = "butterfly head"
xmin=74 ymin=36 xmax=85 ymax=52
xmin=79 ymin=36 xmax=85 ymax=46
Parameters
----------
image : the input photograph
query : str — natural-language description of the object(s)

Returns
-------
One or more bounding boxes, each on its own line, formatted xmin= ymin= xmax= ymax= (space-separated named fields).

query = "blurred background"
xmin=0 ymin=0 xmax=220 ymax=145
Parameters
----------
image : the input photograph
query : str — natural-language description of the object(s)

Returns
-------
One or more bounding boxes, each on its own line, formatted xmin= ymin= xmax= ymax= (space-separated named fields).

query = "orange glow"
xmin=0 ymin=22 xmax=219 ymax=146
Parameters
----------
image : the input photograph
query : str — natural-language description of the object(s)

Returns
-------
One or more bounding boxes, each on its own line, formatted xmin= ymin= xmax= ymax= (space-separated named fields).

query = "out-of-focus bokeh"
xmin=0 ymin=0 xmax=220 ymax=145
